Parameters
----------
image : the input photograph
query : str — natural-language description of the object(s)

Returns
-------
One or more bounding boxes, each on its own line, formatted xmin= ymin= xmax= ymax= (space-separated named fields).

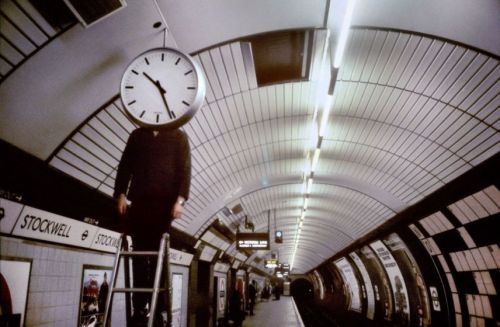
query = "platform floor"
xmin=242 ymin=296 xmax=304 ymax=327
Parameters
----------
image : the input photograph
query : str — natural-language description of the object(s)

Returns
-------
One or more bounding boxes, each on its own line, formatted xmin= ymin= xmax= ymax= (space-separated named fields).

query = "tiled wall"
xmin=0 ymin=236 xmax=127 ymax=327
xmin=409 ymin=185 xmax=500 ymax=327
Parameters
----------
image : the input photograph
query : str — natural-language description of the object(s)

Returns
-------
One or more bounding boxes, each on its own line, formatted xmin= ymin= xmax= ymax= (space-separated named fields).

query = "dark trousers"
xmin=125 ymin=200 xmax=174 ymax=316
xmin=248 ymin=298 xmax=255 ymax=315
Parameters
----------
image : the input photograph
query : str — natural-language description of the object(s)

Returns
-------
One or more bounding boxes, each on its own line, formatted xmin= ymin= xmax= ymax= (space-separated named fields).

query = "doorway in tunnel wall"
xmin=290 ymin=278 xmax=314 ymax=301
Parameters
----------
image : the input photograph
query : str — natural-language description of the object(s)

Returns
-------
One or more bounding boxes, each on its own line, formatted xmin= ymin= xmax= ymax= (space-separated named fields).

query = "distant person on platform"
xmin=98 ymin=272 xmax=109 ymax=314
xmin=248 ymin=280 xmax=257 ymax=315
xmin=114 ymin=127 xmax=191 ymax=326
xmin=229 ymin=290 xmax=244 ymax=327
xmin=274 ymin=282 xmax=281 ymax=300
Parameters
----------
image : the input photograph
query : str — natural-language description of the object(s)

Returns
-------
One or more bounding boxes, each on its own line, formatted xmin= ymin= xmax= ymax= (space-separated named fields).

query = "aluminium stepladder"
xmin=103 ymin=233 xmax=172 ymax=327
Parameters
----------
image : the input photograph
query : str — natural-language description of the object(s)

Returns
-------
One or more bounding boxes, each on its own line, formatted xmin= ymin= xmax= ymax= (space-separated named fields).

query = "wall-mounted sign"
xmin=0 ymin=198 xmax=23 ymax=234
xmin=350 ymin=252 xmax=375 ymax=319
xmin=2 ymin=199 xmax=120 ymax=253
xmin=370 ymin=240 xmax=410 ymax=324
xmin=12 ymin=206 xmax=97 ymax=249
xmin=214 ymin=262 xmax=230 ymax=273
xmin=89 ymin=228 xmax=121 ymax=253
xmin=429 ymin=286 xmax=441 ymax=311
xmin=199 ymin=244 xmax=218 ymax=262
xmin=236 ymin=232 xmax=269 ymax=250
xmin=170 ymin=248 xmax=194 ymax=266
xmin=334 ymin=257 xmax=362 ymax=313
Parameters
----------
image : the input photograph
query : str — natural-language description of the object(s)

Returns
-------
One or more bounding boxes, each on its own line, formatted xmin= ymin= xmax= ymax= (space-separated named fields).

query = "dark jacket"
xmin=114 ymin=128 xmax=191 ymax=202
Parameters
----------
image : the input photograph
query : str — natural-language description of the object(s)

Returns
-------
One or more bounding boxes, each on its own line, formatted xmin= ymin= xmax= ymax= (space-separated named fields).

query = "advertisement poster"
xmin=350 ymin=252 xmax=375 ymax=319
xmin=79 ymin=265 xmax=112 ymax=327
xmin=219 ymin=277 xmax=226 ymax=313
xmin=312 ymin=270 xmax=325 ymax=300
xmin=384 ymin=233 xmax=431 ymax=326
xmin=171 ymin=273 xmax=183 ymax=327
xmin=370 ymin=240 xmax=410 ymax=326
xmin=334 ymin=257 xmax=362 ymax=312
xmin=0 ymin=258 xmax=31 ymax=327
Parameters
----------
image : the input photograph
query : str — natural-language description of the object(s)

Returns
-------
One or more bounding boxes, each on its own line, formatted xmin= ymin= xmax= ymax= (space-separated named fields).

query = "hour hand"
xmin=143 ymin=72 xmax=167 ymax=93
xmin=143 ymin=72 xmax=157 ymax=86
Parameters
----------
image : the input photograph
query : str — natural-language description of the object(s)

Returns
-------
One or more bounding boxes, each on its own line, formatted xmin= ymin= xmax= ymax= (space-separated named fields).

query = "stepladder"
xmin=103 ymin=233 xmax=172 ymax=327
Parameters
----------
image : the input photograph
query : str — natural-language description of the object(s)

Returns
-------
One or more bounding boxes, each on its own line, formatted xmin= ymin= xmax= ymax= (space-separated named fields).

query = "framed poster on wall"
xmin=78 ymin=265 xmax=113 ymax=327
xmin=0 ymin=257 xmax=32 ymax=327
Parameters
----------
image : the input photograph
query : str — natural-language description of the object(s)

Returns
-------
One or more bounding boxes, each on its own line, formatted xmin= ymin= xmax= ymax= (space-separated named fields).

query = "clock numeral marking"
xmin=161 ymin=53 xmax=165 ymax=61
xmin=128 ymin=100 xmax=136 ymax=105
xmin=156 ymin=114 xmax=159 ymax=123
xmin=182 ymin=101 xmax=190 ymax=106
xmin=132 ymin=70 xmax=139 ymax=75
xmin=187 ymin=86 xmax=196 ymax=90
xmin=175 ymin=57 xmax=181 ymax=65
xmin=125 ymin=86 xmax=134 ymax=89
xmin=171 ymin=111 xmax=176 ymax=119
xmin=140 ymin=110 xmax=146 ymax=118
xmin=184 ymin=69 xmax=193 ymax=76
xmin=145 ymin=58 xmax=150 ymax=65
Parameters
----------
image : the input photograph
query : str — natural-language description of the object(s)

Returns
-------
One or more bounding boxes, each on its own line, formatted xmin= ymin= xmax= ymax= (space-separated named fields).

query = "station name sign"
xmin=1 ymin=198 xmax=119 ymax=253
xmin=236 ymin=232 xmax=269 ymax=250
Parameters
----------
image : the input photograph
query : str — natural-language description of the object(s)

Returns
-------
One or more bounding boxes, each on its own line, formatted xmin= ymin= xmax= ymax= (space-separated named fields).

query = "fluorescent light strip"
xmin=319 ymin=95 xmax=333 ymax=137
xmin=333 ymin=0 xmax=356 ymax=68
xmin=306 ymin=177 xmax=313 ymax=194
xmin=311 ymin=148 xmax=321 ymax=171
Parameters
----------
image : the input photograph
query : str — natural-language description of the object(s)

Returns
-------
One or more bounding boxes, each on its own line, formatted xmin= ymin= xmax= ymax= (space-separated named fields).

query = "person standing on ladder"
xmin=114 ymin=127 xmax=191 ymax=326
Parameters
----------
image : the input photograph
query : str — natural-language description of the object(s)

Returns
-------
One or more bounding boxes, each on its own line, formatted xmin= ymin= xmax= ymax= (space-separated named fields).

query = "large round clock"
xmin=120 ymin=47 xmax=206 ymax=128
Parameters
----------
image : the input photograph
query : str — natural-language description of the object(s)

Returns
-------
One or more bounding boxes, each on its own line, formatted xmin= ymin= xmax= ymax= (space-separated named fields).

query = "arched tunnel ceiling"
xmin=45 ymin=27 xmax=499 ymax=273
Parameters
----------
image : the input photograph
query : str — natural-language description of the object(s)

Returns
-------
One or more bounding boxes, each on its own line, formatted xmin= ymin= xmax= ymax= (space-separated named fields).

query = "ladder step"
xmin=120 ymin=251 xmax=159 ymax=256
xmin=113 ymin=287 xmax=167 ymax=293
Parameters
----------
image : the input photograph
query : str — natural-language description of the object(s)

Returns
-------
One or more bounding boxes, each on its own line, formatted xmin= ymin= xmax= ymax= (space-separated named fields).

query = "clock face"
xmin=120 ymin=47 xmax=205 ymax=128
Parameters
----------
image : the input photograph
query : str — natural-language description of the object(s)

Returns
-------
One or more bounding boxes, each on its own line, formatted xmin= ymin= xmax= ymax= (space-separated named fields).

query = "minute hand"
xmin=142 ymin=72 xmax=174 ymax=119
xmin=160 ymin=89 xmax=174 ymax=119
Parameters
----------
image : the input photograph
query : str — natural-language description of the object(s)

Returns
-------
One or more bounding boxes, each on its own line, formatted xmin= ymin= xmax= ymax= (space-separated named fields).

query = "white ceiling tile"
xmin=194 ymin=54 xmax=215 ymax=103
xmin=210 ymin=47 xmax=233 ymax=97
xmin=230 ymin=42 xmax=249 ymax=92
xmin=216 ymin=99 xmax=234 ymax=133
xmin=435 ymin=49 xmax=478 ymax=101
xmin=219 ymin=44 xmax=241 ymax=94
xmin=199 ymin=51 xmax=224 ymax=100
xmin=396 ymin=36 xmax=432 ymax=89
xmin=359 ymin=30 xmax=386 ymax=83
xmin=458 ymin=58 xmax=499 ymax=113
xmin=462 ymin=128 xmax=499 ymax=162
xmin=50 ymin=157 xmax=100 ymax=188
xmin=431 ymin=46 xmax=468 ymax=99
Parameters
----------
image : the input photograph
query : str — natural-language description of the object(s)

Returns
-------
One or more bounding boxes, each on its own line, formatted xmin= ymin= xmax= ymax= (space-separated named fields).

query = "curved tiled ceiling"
xmin=48 ymin=27 xmax=500 ymax=273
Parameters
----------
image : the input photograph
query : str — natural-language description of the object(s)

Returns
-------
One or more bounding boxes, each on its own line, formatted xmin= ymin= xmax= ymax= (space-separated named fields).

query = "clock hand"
xmin=143 ymin=72 xmax=175 ymax=119
xmin=142 ymin=72 xmax=158 ymax=87
xmin=160 ymin=91 xmax=174 ymax=119
xmin=155 ymin=80 xmax=175 ymax=119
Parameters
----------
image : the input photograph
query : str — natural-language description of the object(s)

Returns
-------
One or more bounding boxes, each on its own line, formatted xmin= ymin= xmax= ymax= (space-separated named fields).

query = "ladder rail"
xmin=103 ymin=232 xmax=172 ymax=327
xmin=103 ymin=234 xmax=125 ymax=326
xmin=147 ymin=233 xmax=170 ymax=327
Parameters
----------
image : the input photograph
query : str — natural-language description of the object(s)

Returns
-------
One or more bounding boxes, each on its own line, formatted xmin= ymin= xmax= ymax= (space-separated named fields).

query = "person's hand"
xmin=172 ymin=197 xmax=185 ymax=219
xmin=117 ymin=194 xmax=128 ymax=216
